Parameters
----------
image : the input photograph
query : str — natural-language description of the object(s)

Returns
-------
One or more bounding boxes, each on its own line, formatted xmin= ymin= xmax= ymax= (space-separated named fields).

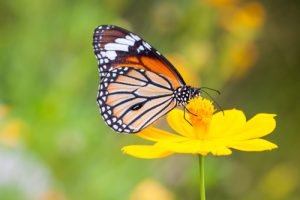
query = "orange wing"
xmin=93 ymin=25 xmax=185 ymax=89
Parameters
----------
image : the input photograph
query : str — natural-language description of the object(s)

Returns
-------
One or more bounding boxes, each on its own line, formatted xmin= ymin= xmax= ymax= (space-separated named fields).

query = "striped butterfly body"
xmin=93 ymin=25 xmax=201 ymax=133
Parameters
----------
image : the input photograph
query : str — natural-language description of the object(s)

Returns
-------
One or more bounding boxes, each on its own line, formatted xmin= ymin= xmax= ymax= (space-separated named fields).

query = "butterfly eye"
xmin=130 ymin=102 xmax=145 ymax=111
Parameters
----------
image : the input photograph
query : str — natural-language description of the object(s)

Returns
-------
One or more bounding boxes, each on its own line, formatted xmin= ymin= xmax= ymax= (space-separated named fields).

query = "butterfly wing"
xmin=93 ymin=25 xmax=185 ymax=89
xmin=98 ymin=67 xmax=176 ymax=133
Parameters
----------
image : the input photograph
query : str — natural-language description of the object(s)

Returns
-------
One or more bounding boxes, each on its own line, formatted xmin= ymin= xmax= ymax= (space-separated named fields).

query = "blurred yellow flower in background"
xmin=41 ymin=190 xmax=67 ymax=200
xmin=0 ymin=105 xmax=25 ymax=147
xmin=0 ymin=119 xmax=24 ymax=147
xmin=183 ymin=43 xmax=213 ymax=73
xmin=205 ymin=0 xmax=265 ymax=33
xmin=122 ymin=97 xmax=277 ymax=158
xmin=202 ymin=0 xmax=266 ymax=81
xmin=0 ymin=105 xmax=10 ymax=118
xmin=130 ymin=179 xmax=174 ymax=200
xmin=220 ymin=2 xmax=265 ymax=33
xmin=168 ymin=54 xmax=200 ymax=87
xmin=223 ymin=42 xmax=258 ymax=79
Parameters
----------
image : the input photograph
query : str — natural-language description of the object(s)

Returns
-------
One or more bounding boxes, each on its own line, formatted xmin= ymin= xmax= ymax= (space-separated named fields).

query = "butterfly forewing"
xmin=93 ymin=25 xmax=185 ymax=88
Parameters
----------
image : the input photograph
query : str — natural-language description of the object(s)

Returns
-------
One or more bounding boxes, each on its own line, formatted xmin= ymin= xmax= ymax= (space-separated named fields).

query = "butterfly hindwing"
xmin=97 ymin=67 xmax=177 ymax=133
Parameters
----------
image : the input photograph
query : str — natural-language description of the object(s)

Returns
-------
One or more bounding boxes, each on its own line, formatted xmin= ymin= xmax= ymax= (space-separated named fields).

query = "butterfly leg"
xmin=183 ymin=107 xmax=197 ymax=126
xmin=185 ymin=107 xmax=197 ymax=116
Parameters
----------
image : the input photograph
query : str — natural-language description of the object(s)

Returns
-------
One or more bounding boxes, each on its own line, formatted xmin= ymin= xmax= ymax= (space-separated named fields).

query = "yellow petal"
xmin=228 ymin=139 xmax=278 ymax=151
xmin=122 ymin=145 xmax=173 ymax=159
xmin=158 ymin=140 xmax=233 ymax=156
xmin=234 ymin=114 xmax=276 ymax=140
xmin=167 ymin=109 xmax=196 ymax=138
xmin=137 ymin=126 xmax=186 ymax=142
xmin=211 ymin=146 xmax=232 ymax=156
xmin=157 ymin=140 xmax=202 ymax=154
xmin=158 ymin=140 xmax=223 ymax=155
xmin=210 ymin=109 xmax=246 ymax=138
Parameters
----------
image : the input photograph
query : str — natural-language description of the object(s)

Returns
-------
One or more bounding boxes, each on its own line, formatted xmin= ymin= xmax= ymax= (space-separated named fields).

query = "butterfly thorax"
xmin=174 ymin=86 xmax=200 ymax=106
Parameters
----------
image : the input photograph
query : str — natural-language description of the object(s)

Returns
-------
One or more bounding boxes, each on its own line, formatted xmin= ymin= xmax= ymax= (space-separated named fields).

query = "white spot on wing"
xmin=101 ymin=52 xmax=106 ymax=57
xmin=130 ymin=33 xmax=141 ymax=41
xmin=113 ymin=124 xmax=118 ymax=130
xmin=143 ymin=41 xmax=151 ymax=50
xmin=105 ymin=43 xmax=129 ymax=52
xmin=105 ymin=51 xmax=117 ymax=60
xmin=137 ymin=45 xmax=145 ymax=53
xmin=125 ymin=35 xmax=135 ymax=42
xmin=115 ymin=38 xmax=135 ymax=46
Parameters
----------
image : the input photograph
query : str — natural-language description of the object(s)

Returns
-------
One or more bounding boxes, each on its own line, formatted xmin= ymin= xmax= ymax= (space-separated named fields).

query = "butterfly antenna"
xmin=200 ymin=87 xmax=221 ymax=95
xmin=199 ymin=89 xmax=224 ymax=115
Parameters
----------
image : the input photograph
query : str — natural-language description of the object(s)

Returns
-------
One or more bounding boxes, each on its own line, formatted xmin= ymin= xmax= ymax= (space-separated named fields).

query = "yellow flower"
xmin=122 ymin=97 xmax=277 ymax=158
xmin=0 ymin=105 xmax=10 ymax=119
xmin=220 ymin=2 xmax=265 ymax=33
xmin=0 ymin=105 xmax=25 ymax=148
xmin=130 ymin=179 xmax=174 ymax=200
xmin=167 ymin=54 xmax=200 ymax=87
xmin=223 ymin=42 xmax=258 ymax=80
xmin=0 ymin=119 xmax=24 ymax=147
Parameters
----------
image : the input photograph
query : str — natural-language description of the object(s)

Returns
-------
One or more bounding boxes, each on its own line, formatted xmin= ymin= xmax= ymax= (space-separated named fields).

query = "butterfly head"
xmin=191 ymin=87 xmax=201 ymax=98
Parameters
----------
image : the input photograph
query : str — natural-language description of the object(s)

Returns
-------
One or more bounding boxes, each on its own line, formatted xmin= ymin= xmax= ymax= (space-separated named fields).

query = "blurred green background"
xmin=0 ymin=0 xmax=299 ymax=199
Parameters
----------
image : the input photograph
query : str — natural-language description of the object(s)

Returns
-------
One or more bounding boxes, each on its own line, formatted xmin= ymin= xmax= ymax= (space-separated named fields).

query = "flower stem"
xmin=198 ymin=155 xmax=206 ymax=200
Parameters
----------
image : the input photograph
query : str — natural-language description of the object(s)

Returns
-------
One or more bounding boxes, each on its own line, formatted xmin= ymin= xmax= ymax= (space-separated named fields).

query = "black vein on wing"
xmin=127 ymin=96 xmax=174 ymax=127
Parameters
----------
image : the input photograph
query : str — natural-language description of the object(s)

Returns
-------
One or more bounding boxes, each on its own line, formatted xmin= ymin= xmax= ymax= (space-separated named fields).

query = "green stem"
xmin=199 ymin=155 xmax=206 ymax=200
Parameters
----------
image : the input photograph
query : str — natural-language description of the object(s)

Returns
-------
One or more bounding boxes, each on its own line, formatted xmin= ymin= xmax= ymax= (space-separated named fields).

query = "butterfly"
xmin=93 ymin=25 xmax=202 ymax=134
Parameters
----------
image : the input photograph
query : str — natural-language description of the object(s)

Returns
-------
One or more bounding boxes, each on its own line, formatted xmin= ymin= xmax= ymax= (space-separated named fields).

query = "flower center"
xmin=186 ymin=97 xmax=215 ymax=136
